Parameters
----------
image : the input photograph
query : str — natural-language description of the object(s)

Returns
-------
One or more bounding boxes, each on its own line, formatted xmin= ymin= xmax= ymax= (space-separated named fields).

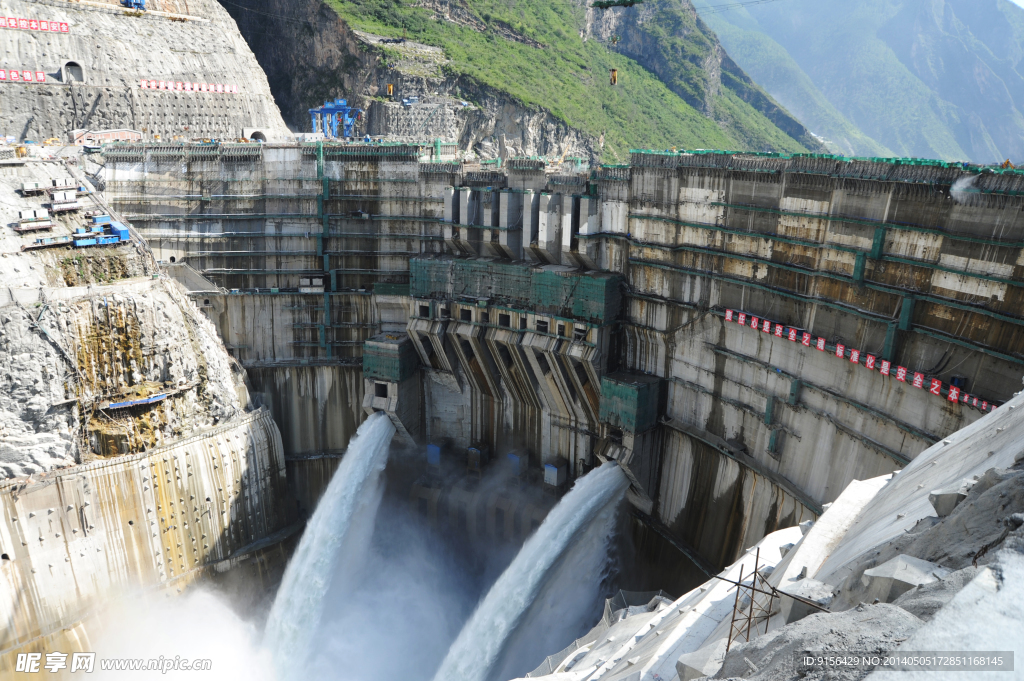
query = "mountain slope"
xmin=586 ymin=0 xmax=823 ymax=152
xmin=692 ymin=2 xmax=891 ymax=157
xmin=694 ymin=0 xmax=1024 ymax=163
xmin=219 ymin=0 xmax=824 ymax=160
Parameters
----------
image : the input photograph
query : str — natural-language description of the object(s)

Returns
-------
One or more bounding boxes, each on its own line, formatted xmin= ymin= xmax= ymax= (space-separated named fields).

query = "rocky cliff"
xmin=0 ymin=281 xmax=247 ymax=478
xmin=0 ymin=157 xmax=253 ymax=477
xmin=219 ymin=0 xmax=602 ymax=159
xmin=583 ymin=0 xmax=824 ymax=152
xmin=219 ymin=0 xmax=820 ymax=161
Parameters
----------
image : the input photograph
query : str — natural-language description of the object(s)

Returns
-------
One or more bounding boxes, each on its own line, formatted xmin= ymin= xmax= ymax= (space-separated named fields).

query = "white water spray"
xmin=432 ymin=461 xmax=630 ymax=681
xmin=951 ymin=174 xmax=979 ymax=203
xmin=264 ymin=412 xmax=396 ymax=679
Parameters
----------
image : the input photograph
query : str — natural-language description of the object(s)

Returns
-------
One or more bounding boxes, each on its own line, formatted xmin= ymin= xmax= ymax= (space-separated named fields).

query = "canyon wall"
xmin=220 ymin=0 xmax=604 ymax=160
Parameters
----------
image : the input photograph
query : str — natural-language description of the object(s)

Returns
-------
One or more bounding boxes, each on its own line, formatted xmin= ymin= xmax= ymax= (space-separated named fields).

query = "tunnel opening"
xmin=63 ymin=61 xmax=84 ymax=83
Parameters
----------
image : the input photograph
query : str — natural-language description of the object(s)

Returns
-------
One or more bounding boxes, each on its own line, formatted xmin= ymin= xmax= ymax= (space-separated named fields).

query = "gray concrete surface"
xmin=96 ymin=147 xmax=1024 ymax=573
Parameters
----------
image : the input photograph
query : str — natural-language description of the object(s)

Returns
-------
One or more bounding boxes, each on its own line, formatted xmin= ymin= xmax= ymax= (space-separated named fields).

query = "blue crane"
xmin=309 ymin=99 xmax=363 ymax=139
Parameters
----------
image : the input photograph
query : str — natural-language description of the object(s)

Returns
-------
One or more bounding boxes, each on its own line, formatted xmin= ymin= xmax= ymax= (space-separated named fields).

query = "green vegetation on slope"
xmin=608 ymin=0 xmax=823 ymax=153
xmin=325 ymin=0 xmax=811 ymax=160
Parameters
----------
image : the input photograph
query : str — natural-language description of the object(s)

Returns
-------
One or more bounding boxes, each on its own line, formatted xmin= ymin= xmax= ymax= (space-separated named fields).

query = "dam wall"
xmin=101 ymin=144 xmax=446 ymax=457
xmin=101 ymin=145 xmax=1024 ymax=572
xmin=0 ymin=407 xmax=292 ymax=667
xmin=0 ymin=0 xmax=289 ymax=142
xmin=99 ymin=143 xmax=450 ymax=506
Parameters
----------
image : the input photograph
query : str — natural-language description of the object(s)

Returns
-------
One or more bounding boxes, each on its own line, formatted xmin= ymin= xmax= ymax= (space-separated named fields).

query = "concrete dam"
xmin=4 ymin=135 xmax=1024 ymax=678
xmin=1 ymin=1 xmax=1023 ymax=677
xmin=103 ymin=145 xmax=1023 ymax=566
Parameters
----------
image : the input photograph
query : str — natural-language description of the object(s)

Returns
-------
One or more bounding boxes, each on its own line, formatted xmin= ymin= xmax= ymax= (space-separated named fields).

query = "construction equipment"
xmin=1002 ymin=159 xmax=1015 ymax=170
xmin=15 ymin=208 xmax=52 ymax=233
xmin=387 ymin=83 xmax=394 ymax=97
xmin=610 ymin=69 xmax=618 ymax=85
xmin=49 ymin=190 xmax=81 ymax=213
xmin=717 ymin=547 xmax=831 ymax=652
xmin=23 ymin=218 xmax=130 ymax=252
xmin=120 ymin=0 xmax=146 ymax=9
xmin=309 ymin=99 xmax=363 ymax=139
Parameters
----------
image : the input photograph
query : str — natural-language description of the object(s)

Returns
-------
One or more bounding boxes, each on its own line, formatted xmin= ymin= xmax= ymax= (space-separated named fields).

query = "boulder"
xmin=676 ymin=637 xmax=727 ymax=681
xmin=891 ymin=566 xmax=980 ymax=622
xmin=928 ymin=477 xmax=977 ymax=517
xmin=859 ymin=554 xmax=950 ymax=603
xmin=778 ymin=578 xmax=833 ymax=624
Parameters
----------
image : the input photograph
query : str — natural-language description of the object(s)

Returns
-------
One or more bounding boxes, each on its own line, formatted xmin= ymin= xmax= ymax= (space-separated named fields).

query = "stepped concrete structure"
xmin=93 ymin=144 xmax=1024 ymax=583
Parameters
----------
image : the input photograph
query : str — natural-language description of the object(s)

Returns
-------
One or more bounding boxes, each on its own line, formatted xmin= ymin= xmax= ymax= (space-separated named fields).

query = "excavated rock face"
xmin=450 ymin=82 xmax=598 ymax=160
xmin=0 ymin=0 xmax=289 ymax=141
xmin=0 ymin=306 xmax=76 ymax=476
xmin=899 ymin=466 xmax=1024 ymax=569
xmin=221 ymin=0 xmax=600 ymax=160
xmin=0 ymin=280 xmax=247 ymax=477
xmin=71 ymin=283 xmax=246 ymax=458
xmin=0 ymin=160 xmax=247 ymax=478
xmin=828 ymin=462 xmax=1024 ymax=611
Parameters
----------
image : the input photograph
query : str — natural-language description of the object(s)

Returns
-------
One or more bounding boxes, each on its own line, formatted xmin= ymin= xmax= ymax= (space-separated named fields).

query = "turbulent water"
xmin=432 ymin=461 xmax=630 ymax=681
xmin=302 ymin=494 xmax=484 ymax=681
xmin=264 ymin=412 xmax=396 ymax=680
